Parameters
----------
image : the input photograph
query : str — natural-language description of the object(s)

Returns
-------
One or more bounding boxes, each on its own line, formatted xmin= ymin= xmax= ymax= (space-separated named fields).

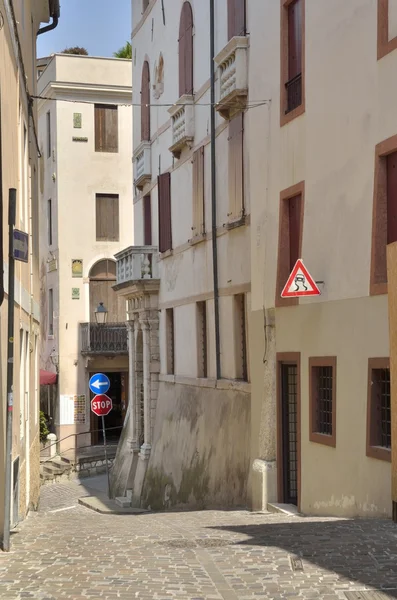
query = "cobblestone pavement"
xmin=1 ymin=479 xmax=397 ymax=600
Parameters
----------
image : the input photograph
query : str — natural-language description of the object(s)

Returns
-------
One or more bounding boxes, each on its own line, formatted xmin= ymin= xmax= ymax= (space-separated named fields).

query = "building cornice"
xmin=37 ymin=81 xmax=132 ymax=109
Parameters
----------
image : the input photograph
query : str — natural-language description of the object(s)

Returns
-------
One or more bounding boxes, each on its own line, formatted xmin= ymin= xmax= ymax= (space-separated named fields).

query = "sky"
xmin=37 ymin=0 xmax=132 ymax=58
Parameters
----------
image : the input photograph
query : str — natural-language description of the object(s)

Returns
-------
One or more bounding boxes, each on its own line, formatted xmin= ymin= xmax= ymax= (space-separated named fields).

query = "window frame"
xmin=46 ymin=110 xmax=51 ymax=158
xmin=370 ymin=134 xmax=397 ymax=296
xmin=275 ymin=181 xmax=305 ymax=307
xmin=141 ymin=61 xmax=151 ymax=142
xmin=47 ymin=198 xmax=52 ymax=247
xmin=234 ymin=293 xmax=248 ymax=381
xmin=178 ymin=1 xmax=194 ymax=98
xmin=94 ymin=104 xmax=119 ymax=153
xmin=166 ymin=307 xmax=175 ymax=375
xmin=366 ymin=357 xmax=391 ymax=462
xmin=196 ymin=301 xmax=208 ymax=379
xmin=95 ymin=193 xmax=120 ymax=242
xmin=280 ymin=0 xmax=305 ymax=127
xmin=309 ymin=357 xmax=337 ymax=448
xmin=378 ymin=0 xmax=397 ymax=59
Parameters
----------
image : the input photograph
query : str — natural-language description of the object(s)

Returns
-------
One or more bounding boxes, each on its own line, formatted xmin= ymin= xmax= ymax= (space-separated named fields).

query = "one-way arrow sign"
xmin=89 ymin=373 xmax=110 ymax=395
xmin=13 ymin=229 xmax=29 ymax=263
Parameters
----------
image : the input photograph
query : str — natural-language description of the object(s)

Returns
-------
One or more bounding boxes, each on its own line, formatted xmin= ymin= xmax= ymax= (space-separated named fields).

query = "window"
xmin=94 ymin=105 xmax=118 ymax=153
xmin=309 ymin=357 xmax=336 ymax=447
xmin=276 ymin=182 xmax=304 ymax=306
xmin=96 ymin=194 xmax=119 ymax=241
xmin=166 ymin=308 xmax=175 ymax=375
xmin=141 ymin=61 xmax=151 ymax=142
xmin=143 ymin=0 xmax=149 ymax=12
xmin=48 ymin=199 xmax=52 ymax=246
xmin=0 ymin=90 xmax=4 ymax=306
xmin=367 ymin=358 xmax=391 ymax=462
xmin=378 ymin=0 xmax=397 ymax=59
xmin=370 ymin=135 xmax=397 ymax=295
xmin=228 ymin=0 xmax=246 ymax=39
xmin=143 ymin=195 xmax=152 ymax=245
xmin=234 ymin=294 xmax=248 ymax=381
xmin=228 ymin=113 xmax=244 ymax=221
xmin=280 ymin=0 xmax=305 ymax=125
xmin=158 ymin=173 xmax=172 ymax=253
xmin=192 ymin=147 xmax=205 ymax=236
xmin=46 ymin=111 xmax=51 ymax=158
xmin=178 ymin=2 xmax=194 ymax=97
xmin=48 ymin=289 xmax=54 ymax=337
xmin=196 ymin=301 xmax=207 ymax=378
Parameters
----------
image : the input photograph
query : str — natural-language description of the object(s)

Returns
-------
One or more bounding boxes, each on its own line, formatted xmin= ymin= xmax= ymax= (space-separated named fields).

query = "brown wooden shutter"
xmin=141 ymin=61 xmax=151 ymax=141
xmin=387 ymin=152 xmax=397 ymax=244
xmin=95 ymin=105 xmax=118 ymax=152
xmin=288 ymin=0 xmax=302 ymax=80
xmin=95 ymin=105 xmax=105 ymax=151
xmin=143 ymin=195 xmax=152 ymax=245
xmin=228 ymin=0 xmax=246 ymax=39
xmin=288 ymin=194 xmax=302 ymax=270
xmin=179 ymin=2 xmax=193 ymax=96
xmin=158 ymin=173 xmax=172 ymax=253
xmin=96 ymin=194 xmax=119 ymax=241
xmin=192 ymin=147 xmax=205 ymax=235
xmin=143 ymin=0 xmax=149 ymax=11
xmin=228 ymin=113 xmax=244 ymax=219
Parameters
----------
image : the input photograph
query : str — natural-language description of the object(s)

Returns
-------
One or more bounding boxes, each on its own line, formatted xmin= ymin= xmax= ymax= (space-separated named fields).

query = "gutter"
xmin=37 ymin=0 xmax=60 ymax=36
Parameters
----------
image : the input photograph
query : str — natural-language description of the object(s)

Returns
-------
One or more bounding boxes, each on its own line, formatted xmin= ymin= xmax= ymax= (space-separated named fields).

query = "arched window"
xmin=228 ymin=0 xmax=246 ymax=40
xmin=89 ymin=259 xmax=124 ymax=323
xmin=141 ymin=60 xmax=150 ymax=141
xmin=178 ymin=2 xmax=193 ymax=97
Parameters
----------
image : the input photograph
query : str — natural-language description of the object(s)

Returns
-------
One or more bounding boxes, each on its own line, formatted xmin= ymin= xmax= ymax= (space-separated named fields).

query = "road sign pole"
xmin=101 ymin=415 xmax=111 ymax=498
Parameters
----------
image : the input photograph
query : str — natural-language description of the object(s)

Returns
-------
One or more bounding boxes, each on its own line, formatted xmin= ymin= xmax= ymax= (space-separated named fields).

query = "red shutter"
xmin=143 ymin=195 xmax=152 ymax=246
xmin=158 ymin=173 xmax=172 ymax=253
xmin=228 ymin=0 xmax=246 ymax=39
xmin=179 ymin=2 xmax=193 ymax=96
xmin=288 ymin=0 xmax=302 ymax=80
xmin=141 ymin=61 xmax=150 ymax=141
xmin=288 ymin=194 xmax=302 ymax=270
xmin=387 ymin=152 xmax=397 ymax=244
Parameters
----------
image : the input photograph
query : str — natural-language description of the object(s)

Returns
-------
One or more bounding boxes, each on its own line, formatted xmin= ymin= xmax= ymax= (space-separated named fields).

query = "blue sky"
xmin=37 ymin=0 xmax=132 ymax=58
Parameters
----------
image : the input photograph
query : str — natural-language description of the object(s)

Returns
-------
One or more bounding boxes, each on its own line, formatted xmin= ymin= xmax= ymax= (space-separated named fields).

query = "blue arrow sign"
xmin=13 ymin=229 xmax=29 ymax=263
xmin=89 ymin=373 xmax=110 ymax=395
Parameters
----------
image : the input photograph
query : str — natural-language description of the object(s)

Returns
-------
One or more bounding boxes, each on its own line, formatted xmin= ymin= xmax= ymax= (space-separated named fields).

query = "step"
xmin=115 ymin=496 xmax=131 ymax=508
xmin=267 ymin=502 xmax=299 ymax=517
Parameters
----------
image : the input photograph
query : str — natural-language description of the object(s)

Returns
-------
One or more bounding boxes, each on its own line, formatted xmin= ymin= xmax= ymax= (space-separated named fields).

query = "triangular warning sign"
xmin=281 ymin=259 xmax=321 ymax=298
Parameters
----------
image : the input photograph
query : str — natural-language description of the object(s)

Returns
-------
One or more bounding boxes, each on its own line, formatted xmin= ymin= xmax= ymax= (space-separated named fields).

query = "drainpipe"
xmin=210 ymin=0 xmax=221 ymax=380
xmin=37 ymin=0 xmax=60 ymax=36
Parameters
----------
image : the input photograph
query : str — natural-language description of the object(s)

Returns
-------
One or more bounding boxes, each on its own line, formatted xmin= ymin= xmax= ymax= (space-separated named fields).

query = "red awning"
xmin=40 ymin=369 xmax=57 ymax=385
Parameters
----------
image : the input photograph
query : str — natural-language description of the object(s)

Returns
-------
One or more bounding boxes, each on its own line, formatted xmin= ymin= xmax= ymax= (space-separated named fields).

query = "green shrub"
xmin=40 ymin=411 xmax=50 ymax=443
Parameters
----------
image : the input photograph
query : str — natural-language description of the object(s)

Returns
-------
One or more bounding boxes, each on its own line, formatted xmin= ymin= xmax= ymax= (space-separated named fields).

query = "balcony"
xmin=215 ymin=36 xmax=248 ymax=120
xmin=168 ymin=95 xmax=195 ymax=159
xmin=80 ymin=323 xmax=128 ymax=355
xmin=133 ymin=141 xmax=151 ymax=190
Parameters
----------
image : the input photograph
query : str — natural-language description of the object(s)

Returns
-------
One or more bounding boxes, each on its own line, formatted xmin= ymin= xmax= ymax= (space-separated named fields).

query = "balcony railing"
xmin=285 ymin=73 xmax=302 ymax=114
xmin=115 ymin=246 xmax=159 ymax=287
xmin=133 ymin=141 xmax=151 ymax=190
xmin=80 ymin=323 xmax=128 ymax=355
xmin=168 ymin=95 xmax=194 ymax=158
xmin=215 ymin=36 xmax=248 ymax=120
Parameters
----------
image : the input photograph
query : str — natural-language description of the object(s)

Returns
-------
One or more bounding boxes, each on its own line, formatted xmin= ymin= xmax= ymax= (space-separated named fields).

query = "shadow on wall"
xmin=141 ymin=381 xmax=251 ymax=511
xmin=209 ymin=518 xmax=397 ymax=596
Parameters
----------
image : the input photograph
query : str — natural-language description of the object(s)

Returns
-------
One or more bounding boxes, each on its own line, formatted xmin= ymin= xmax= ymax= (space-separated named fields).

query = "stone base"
xmin=252 ymin=459 xmax=277 ymax=511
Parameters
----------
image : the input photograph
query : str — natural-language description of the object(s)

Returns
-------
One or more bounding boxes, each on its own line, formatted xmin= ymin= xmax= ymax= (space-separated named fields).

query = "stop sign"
xmin=91 ymin=394 xmax=113 ymax=416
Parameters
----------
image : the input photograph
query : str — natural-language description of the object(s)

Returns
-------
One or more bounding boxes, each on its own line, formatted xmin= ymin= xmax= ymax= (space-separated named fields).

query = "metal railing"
xmin=285 ymin=73 xmax=302 ymax=114
xmin=40 ymin=425 xmax=123 ymax=464
xmin=80 ymin=322 xmax=128 ymax=355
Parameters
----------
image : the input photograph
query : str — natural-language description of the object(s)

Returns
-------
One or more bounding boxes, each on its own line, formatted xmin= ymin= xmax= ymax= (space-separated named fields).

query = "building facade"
xmin=0 ymin=0 xmax=59 ymax=538
xmin=111 ymin=0 xmax=251 ymax=509
xmin=37 ymin=54 xmax=133 ymax=454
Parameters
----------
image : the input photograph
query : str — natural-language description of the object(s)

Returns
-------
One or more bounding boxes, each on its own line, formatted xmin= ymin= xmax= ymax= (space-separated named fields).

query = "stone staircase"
xmin=40 ymin=444 xmax=118 ymax=485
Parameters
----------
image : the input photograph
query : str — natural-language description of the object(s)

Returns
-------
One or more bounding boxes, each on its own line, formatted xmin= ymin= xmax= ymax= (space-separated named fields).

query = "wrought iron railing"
xmin=80 ymin=323 xmax=128 ymax=354
xmin=285 ymin=73 xmax=302 ymax=114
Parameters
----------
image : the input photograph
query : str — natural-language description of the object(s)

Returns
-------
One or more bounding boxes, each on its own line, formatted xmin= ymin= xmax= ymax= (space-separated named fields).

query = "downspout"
xmin=37 ymin=0 xmax=60 ymax=36
xmin=210 ymin=0 xmax=221 ymax=380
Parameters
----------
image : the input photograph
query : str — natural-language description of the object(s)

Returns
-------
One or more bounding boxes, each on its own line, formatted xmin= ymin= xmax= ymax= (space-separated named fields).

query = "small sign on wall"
xmin=60 ymin=395 xmax=86 ymax=425
xmin=72 ymin=288 xmax=80 ymax=300
xmin=72 ymin=259 xmax=83 ymax=277
xmin=73 ymin=113 xmax=82 ymax=128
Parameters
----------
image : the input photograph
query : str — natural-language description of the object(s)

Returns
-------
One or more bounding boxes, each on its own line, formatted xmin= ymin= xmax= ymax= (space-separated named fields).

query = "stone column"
xmin=126 ymin=320 xmax=137 ymax=451
xmin=140 ymin=318 xmax=151 ymax=458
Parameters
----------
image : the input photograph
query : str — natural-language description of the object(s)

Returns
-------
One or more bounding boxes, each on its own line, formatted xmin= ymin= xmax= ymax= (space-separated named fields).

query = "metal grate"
xmin=372 ymin=368 xmax=391 ymax=449
xmin=285 ymin=73 xmax=302 ymax=114
xmin=281 ymin=364 xmax=298 ymax=505
xmin=316 ymin=366 xmax=333 ymax=435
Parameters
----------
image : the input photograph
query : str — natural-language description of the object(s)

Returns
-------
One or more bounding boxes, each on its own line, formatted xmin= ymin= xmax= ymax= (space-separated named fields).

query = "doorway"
xmin=90 ymin=371 xmax=127 ymax=445
xmin=277 ymin=354 xmax=300 ymax=507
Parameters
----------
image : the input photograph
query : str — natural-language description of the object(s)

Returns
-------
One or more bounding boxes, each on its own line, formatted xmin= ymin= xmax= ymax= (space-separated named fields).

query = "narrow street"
xmin=0 ymin=478 xmax=396 ymax=600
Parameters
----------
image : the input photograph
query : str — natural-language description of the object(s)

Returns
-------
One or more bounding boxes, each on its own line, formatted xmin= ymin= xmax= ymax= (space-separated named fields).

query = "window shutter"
xmin=158 ymin=173 xmax=172 ymax=253
xmin=143 ymin=195 xmax=152 ymax=245
xmin=192 ymin=147 xmax=205 ymax=235
xmin=95 ymin=106 xmax=105 ymax=151
xmin=228 ymin=113 xmax=244 ymax=219
xmin=104 ymin=106 xmax=118 ymax=152
xmin=387 ymin=152 xmax=397 ymax=244
xmin=288 ymin=0 xmax=302 ymax=80
xmin=228 ymin=0 xmax=246 ymax=39
xmin=288 ymin=194 xmax=302 ymax=270
xmin=141 ymin=61 xmax=151 ymax=141
xmin=179 ymin=2 xmax=193 ymax=96
xmin=96 ymin=194 xmax=119 ymax=241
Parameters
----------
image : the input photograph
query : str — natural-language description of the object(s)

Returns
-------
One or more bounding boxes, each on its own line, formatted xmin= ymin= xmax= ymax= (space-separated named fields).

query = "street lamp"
xmin=95 ymin=302 xmax=108 ymax=325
